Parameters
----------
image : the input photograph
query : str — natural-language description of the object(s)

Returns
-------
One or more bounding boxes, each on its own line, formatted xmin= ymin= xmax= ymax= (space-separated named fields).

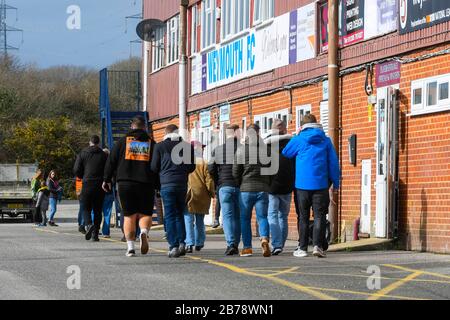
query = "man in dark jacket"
xmin=150 ymin=124 xmax=195 ymax=258
xmin=208 ymin=124 xmax=242 ymax=255
xmin=283 ymin=114 xmax=340 ymax=258
xmin=264 ymin=119 xmax=295 ymax=255
xmin=232 ymin=124 xmax=272 ymax=258
xmin=103 ymin=115 xmax=158 ymax=257
xmin=74 ymin=135 xmax=107 ymax=242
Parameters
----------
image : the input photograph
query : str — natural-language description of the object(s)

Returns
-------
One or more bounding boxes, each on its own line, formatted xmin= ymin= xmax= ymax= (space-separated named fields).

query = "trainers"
xmin=85 ymin=225 xmax=95 ymax=241
xmin=313 ymin=246 xmax=326 ymax=258
xmin=272 ymin=248 xmax=283 ymax=256
xmin=211 ymin=221 xmax=220 ymax=228
xmin=78 ymin=225 xmax=86 ymax=234
xmin=240 ymin=248 xmax=253 ymax=257
xmin=225 ymin=246 xmax=235 ymax=255
xmin=126 ymin=250 xmax=136 ymax=257
xmin=49 ymin=221 xmax=58 ymax=227
xmin=195 ymin=245 xmax=203 ymax=251
xmin=261 ymin=239 xmax=271 ymax=257
xmin=92 ymin=232 xmax=100 ymax=242
xmin=179 ymin=243 xmax=186 ymax=256
xmin=140 ymin=232 xmax=149 ymax=255
xmin=168 ymin=247 xmax=181 ymax=258
xmin=293 ymin=247 xmax=308 ymax=258
xmin=120 ymin=235 xmax=126 ymax=242
xmin=102 ymin=235 xmax=111 ymax=239
xmin=186 ymin=245 xmax=193 ymax=253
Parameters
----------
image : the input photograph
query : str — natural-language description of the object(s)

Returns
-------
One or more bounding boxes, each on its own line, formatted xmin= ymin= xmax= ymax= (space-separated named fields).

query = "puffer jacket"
xmin=232 ymin=135 xmax=272 ymax=192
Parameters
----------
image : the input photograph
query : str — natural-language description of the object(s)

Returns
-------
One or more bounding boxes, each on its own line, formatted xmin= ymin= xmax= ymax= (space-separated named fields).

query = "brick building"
xmin=142 ymin=0 xmax=450 ymax=253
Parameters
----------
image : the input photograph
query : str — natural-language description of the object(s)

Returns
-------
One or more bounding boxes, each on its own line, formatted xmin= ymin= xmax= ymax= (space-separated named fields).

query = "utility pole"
xmin=328 ymin=0 xmax=340 ymax=243
xmin=0 ymin=0 xmax=22 ymax=56
xmin=179 ymin=0 xmax=188 ymax=138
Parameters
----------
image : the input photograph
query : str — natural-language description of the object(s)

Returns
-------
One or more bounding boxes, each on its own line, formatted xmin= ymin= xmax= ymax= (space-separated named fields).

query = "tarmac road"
xmin=0 ymin=202 xmax=449 ymax=300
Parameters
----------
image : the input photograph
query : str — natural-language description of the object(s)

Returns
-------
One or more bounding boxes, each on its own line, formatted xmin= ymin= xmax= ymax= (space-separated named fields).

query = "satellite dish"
xmin=136 ymin=19 xmax=164 ymax=42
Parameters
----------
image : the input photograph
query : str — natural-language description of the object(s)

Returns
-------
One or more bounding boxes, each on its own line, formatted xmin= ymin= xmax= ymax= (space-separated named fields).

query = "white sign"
xmin=200 ymin=111 xmax=211 ymax=128
xmin=296 ymin=3 xmax=316 ymax=62
xmin=191 ymin=55 xmax=203 ymax=95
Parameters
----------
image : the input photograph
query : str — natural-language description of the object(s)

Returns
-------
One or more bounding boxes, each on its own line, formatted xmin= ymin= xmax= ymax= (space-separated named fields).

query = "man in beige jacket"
xmin=184 ymin=141 xmax=215 ymax=253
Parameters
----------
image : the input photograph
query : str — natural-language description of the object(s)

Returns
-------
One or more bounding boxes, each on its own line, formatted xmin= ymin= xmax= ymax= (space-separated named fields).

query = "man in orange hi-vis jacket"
xmin=76 ymin=177 xmax=86 ymax=234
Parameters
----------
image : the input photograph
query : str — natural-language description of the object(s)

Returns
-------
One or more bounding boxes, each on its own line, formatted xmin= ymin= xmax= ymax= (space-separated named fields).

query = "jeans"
xmin=102 ymin=193 xmax=114 ymax=236
xmin=184 ymin=211 xmax=206 ymax=247
xmin=78 ymin=199 xmax=85 ymax=226
xmin=160 ymin=186 xmax=187 ymax=250
xmin=219 ymin=186 xmax=241 ymax=247
xmin=48 ymin=198 xmax=57 ymax=222
xmin=214 ymin=190 xmax=221 ymax=223
xmin=239 ymin=191 xmax=269 ymax=249
xmin=295 ymin=189 xmax=329 ymax=251
xmin=268 ymin=193 xmax=292 ymax=249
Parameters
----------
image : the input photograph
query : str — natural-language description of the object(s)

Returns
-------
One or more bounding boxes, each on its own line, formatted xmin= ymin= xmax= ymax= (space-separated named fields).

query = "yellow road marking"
xmin=307 ymin=285 xmax=428 ymax=300
xmin=383 ymin=264 xmax=450 ymax=280
xmin=367 ymin=270 xmax=423 ymax=300
xmin=265 ymin=267 xmax=300 ymax=277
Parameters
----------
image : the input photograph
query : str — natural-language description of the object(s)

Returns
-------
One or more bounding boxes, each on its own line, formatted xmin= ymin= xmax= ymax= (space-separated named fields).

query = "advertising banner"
xmin=341 ymin=0 xmax=365 ymax=46
xmin=191 ymin=55 xmax=203 ymax=95
xmin=399 ymin=0 xmax=450 ymax=34
xmin=295 ymin=3 xmax=316 ymax=62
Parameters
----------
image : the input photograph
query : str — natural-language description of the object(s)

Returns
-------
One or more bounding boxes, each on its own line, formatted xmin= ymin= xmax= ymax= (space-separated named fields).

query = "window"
xmin=152 ymin=26 xmax=165 ymax=72
xmin=296 ymin=105 xmax=312 ymax=132
xmin=411 ymin=74 xmax=450 ymax=115
xmin=253 ymin=0 xmax=274 ymax=25
xmin=320 ymin=101 xmax=329 ymax=136
xmin=167 ymin=15 xmax=179 ymax=65
xmin=253 ymin=109 xmax=288 ymax=136
xmin=191 ymin=5 xmax=200 ymax=55
xmin=221 ymin=0 xmax=250 ymax=40
xmin=201 ymin=0 xmax=216 ymax=49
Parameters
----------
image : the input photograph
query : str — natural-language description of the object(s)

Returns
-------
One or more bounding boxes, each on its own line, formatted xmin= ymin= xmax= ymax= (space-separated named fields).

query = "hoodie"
xmin=74 ymin=145 xmax=108 ymax=184
xmin=264 ymin=134 xmax=295 ymax=195
xmin=282 ymin=126 xmax=340 ymax=190
xmin=150 ymin=133 xmax=195 ymax=188
xmin=104 ymin=129 xmax=158 ymax=186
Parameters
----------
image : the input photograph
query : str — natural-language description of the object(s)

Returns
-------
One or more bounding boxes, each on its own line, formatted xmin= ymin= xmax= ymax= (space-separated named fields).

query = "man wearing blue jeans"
xmin=232 ymin=124 xmax=272 ymax=257
xmin=151 ymin=124 xmax=195 ymax=258
xmin=264 ymin=119 xmax=295 ymax=255
xmin=208 ymin=124 xmax=242 ymax=255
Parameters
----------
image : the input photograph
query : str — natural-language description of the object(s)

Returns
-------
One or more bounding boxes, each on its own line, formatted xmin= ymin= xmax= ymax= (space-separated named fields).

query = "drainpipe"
xmin=143 ymin=40 xmax=150 ymax=112
xmin=328 ymin=0 xmax=340 ymax=243
xmin=179 ymin=0 xmax=189 ymax=139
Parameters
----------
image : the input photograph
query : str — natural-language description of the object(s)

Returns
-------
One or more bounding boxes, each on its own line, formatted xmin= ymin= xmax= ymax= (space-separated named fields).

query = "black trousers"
xmin=295 ymin=188 xmax=329 ymax=251
xmin=81 ymin=181 xmax=105 ymax=232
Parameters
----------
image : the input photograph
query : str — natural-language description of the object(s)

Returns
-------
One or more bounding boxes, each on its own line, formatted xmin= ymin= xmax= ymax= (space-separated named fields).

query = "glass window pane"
xmin=255 ymin=0 xmax=260 ymax=21
xmin=439 ymin=82 xmax=449 ymax=100
xmin=413 ymin=88 xmax=422 ymax=105
xmin=427 ymin=81 xmax=437 ymax=106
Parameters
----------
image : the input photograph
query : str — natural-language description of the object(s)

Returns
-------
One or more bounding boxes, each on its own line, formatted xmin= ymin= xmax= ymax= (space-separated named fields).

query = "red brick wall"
xmin=150 ymin=47 xmax=450 ymax=253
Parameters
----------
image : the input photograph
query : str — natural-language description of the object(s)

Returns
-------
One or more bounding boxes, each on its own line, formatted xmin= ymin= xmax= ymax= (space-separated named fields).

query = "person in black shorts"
xmin=103 ymin=115 xmax=158 ymax=257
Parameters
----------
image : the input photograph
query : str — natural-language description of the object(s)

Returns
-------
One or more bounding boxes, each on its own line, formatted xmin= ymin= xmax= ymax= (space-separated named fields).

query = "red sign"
xmin=376 ymin=61 xmax=401 ymax=88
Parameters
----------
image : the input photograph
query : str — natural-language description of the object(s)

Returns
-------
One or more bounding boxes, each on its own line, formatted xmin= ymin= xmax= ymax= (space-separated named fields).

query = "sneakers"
xmin=261 ymin=239 xmax=271 ymax=257
xmin=293 ymin=247 xmax=308 ymax=258
xmin=240 ymin=248 xmax=253 ymax=257
xmin=168 ymin=247 xmax=181 ymax=258
xmin=211 ymin=221 xmax=220 ymax=228
xmin=78 ymin=225 xmax=86 ymax=234
xmin=91 ymin=231 xmax=100 ymax=242
xmin=126 ymin=250 xmax=136 ymax=257
xmin=313 ymin=246 xmax=326 ymax=258
xmin=102 ymin=235 xmax=111 ymax=239
xmin=186 ymin=245 xmax=193 ymax=254
xmin=120 ymin=235 xmax=126 ymax=242
xmin=179 ymin=243 xmax=186 ymax=256
xmin=272 ymin=248 xmax=283 ymax=256
xmin=195 ymin=245 xmax=203 ymax=251
xmin=140 ymin=232 xmax=149 ymax=255
xmin=48 ymin=221 xmax=58 ymax=227
xmin=225 ymin=245 xmax=239 ymax=256
xmin=85 ymin=225 xmax=95 ymax=241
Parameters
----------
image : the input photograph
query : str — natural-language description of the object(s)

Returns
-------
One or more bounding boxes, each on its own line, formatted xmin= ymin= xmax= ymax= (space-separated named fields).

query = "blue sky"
xmin=5 ymin=0 xmax=142 ymax=69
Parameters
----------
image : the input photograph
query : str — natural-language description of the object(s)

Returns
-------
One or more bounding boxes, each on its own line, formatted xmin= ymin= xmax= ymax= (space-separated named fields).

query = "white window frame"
xmin=166 ymin=15 xmax=180 ymax=65
xmin=295 ymin=105 xmax=312 ymax=133
xmin=410 ymin=73 xmax=450 ymax=116
xmin=253 ymin=0 xmax=275 ymax=26
xmin=191 ymin=5 xmax=199 ymax=55
xmin=221 ymin=0 xmax=250 ymax=41
xmin=201 ymin=0 xmax=216 ymax=50
xmin=253 ymin=109 xmax=289 ymax=137
xmin=151 ymin=26 xmax=165 ymax=72
xmin=320 ymin=101 xmax=329 ymax=136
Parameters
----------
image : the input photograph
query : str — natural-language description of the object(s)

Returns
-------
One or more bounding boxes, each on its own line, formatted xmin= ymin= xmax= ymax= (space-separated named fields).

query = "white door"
xmin=375 ymin=88 xmax=389 ymax=238
xmin=360 ymin=159 xmax=371 ymax=234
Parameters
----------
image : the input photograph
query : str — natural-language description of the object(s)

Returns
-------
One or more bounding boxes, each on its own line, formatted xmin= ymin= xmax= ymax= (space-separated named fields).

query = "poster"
xmin=295 ymin=3 xmax=316 ymax=62
xmin=341 ymin=0 xmax=365 ymax=46
xmin=191 ymin=55 xmax=203 ymax=95
xmin=399 ymin=0 xmax=450 ymax=34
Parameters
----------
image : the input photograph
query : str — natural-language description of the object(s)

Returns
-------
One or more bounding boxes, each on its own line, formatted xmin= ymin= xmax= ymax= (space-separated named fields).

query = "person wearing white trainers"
xmin=283 ymin=114 xmax=340 ymax=259
xmin=293 ymin=247 xmax=308 ymax=258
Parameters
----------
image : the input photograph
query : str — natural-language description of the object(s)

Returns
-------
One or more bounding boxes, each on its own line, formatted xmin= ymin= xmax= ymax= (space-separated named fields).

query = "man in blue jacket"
xmin=282 ymin=114 xmax=340 ymax=258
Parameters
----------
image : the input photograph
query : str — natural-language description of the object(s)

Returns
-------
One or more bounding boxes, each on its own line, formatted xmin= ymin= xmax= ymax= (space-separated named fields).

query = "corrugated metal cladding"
xmin=145 ymin=0 xmax=450 ymax=120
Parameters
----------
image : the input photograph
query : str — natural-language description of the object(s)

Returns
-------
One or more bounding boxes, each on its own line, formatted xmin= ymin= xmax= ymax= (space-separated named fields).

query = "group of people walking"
xmin=72 ymin=113 xmax=340 ymax=259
